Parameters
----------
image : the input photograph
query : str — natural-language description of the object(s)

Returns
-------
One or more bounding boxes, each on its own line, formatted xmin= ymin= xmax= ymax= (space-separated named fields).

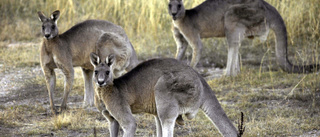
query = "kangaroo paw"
xmin=176 ymin=115 xmax=185 ymax=125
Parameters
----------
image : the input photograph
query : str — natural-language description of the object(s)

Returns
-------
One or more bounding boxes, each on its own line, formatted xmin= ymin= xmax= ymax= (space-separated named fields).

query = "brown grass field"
xmin=0 ymin=0 xmax=319 ymax=136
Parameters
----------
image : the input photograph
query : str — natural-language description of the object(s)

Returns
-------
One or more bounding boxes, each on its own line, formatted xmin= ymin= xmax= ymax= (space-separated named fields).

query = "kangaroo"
xmin=90 ymin=52 xmax=244 ymax=137
xmin=168 ymin=0 xmax=319 ymax=76
xmin=38 ymin=10 xmax=139 ymax=115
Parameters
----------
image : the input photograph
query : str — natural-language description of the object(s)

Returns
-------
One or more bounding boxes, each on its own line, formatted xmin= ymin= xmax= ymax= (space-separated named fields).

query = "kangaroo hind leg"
xmin=154 ymin=116 xmax=162 ymax=137
xmin=225 ymin=26 xmax=246 ymax=76
xmin=155 ymin=99 xmax=179 ymax=137
xmin=154 ymin=76 xmax=180 ymax=137
xmin=82 ymin=68 xmax=94 ymax=108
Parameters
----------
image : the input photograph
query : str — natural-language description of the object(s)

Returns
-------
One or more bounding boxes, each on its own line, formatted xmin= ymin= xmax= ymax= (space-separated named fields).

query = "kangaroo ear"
xmin=38 ymin=11 xmax=47 ymax=22
xmin=51 ymin=10 xmax=60 ymax=23
xmin=90 ymin=52 xmax=100 ymax=66
xmin=106 ymin=54 xmax=115 ymax=67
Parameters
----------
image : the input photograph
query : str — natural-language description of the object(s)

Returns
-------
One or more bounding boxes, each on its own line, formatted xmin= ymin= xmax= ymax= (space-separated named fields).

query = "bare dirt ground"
xmin=0 ymin=43 xmax=319 ymax=137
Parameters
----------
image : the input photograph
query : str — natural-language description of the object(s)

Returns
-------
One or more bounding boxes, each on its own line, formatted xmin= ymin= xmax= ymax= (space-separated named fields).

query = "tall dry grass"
xmin=1 ymin=0 xmax=318 ymax=60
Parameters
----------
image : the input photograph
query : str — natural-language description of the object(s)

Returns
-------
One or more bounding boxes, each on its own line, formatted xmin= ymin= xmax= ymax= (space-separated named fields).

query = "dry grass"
xmin=208 ymin=67 xmax=320 ymax=136
xmin=0 ymin=0 xmax=320 ymax=136
xmin=1 ymin=0 xmax=318 ymax=59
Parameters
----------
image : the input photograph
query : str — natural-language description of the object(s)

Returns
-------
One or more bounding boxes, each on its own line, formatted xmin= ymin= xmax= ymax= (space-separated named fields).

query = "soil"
xmin=0 ymin=43 xmax=319 ymax=137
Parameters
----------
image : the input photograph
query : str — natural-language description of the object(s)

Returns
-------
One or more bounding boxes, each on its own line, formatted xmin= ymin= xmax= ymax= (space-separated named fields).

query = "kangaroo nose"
xmin=172 ymin=13 xmax=177 ymax=17
xmin=45 ymin=34 xmax=50 ymax=38
xmin=98 ymin=80 xmax=104 ymax=86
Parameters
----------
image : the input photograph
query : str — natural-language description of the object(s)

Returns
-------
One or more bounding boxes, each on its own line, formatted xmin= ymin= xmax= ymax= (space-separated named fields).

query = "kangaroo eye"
xmin=42 ymin=26 xmax=45 ymax=30
xmin=51 ymin=25 xmax=55 ymax=29
xmin=94 ymin=70 xmax=98 ymax=75
xmin=106 ymin=71 xmax=110 ymax=75
xmin=168 ymin=4 xmax=172 ymax=8
xmin=178 ymin=4 xmax=181 ymax=9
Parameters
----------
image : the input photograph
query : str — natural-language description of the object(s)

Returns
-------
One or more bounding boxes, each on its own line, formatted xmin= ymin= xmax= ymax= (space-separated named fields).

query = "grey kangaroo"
xmin=168 ymin=0 xmax=319 ymax=76
xmin=91 ymin=53 xmax=244 ymax=137
xmin=38 ymin=10 xmax=138 ymax=114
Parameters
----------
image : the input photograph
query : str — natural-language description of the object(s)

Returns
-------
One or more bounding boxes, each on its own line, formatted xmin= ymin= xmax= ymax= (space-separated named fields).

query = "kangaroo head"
xmin=90 ymin=53 xmax=115 ymax=87
xmin=37 ymin=10 xmax=60 ymax=39
xmin=168 ymin=0 xmax=185 ymax=20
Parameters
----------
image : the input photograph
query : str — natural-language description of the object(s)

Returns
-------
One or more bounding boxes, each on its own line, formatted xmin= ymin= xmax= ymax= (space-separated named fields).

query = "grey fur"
xmin=91 ymin=53 xmax=239 ymax=137
xmin=38 ymin=10 xmax=138 ymax=114
xmin=168 ymin=0 xmax=319 ymax=76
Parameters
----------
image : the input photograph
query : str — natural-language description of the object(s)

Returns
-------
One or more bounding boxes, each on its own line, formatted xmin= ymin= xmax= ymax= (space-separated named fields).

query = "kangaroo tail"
xmin=270 ymin=6 xmax=319 ymax=73
xmin=199 ymin=77 xmax=238 ymax=137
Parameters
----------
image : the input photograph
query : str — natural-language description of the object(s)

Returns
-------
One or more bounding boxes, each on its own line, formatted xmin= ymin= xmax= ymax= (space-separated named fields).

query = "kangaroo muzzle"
xmin=44 ymin=28 xmax=52 ymax=39
xmin=97 ymin=75 xmax=106 ymax=87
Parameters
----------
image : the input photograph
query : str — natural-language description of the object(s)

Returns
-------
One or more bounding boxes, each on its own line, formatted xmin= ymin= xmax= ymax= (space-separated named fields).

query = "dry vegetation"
xmin=0 ymin=0 xmax=319 ymax=136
